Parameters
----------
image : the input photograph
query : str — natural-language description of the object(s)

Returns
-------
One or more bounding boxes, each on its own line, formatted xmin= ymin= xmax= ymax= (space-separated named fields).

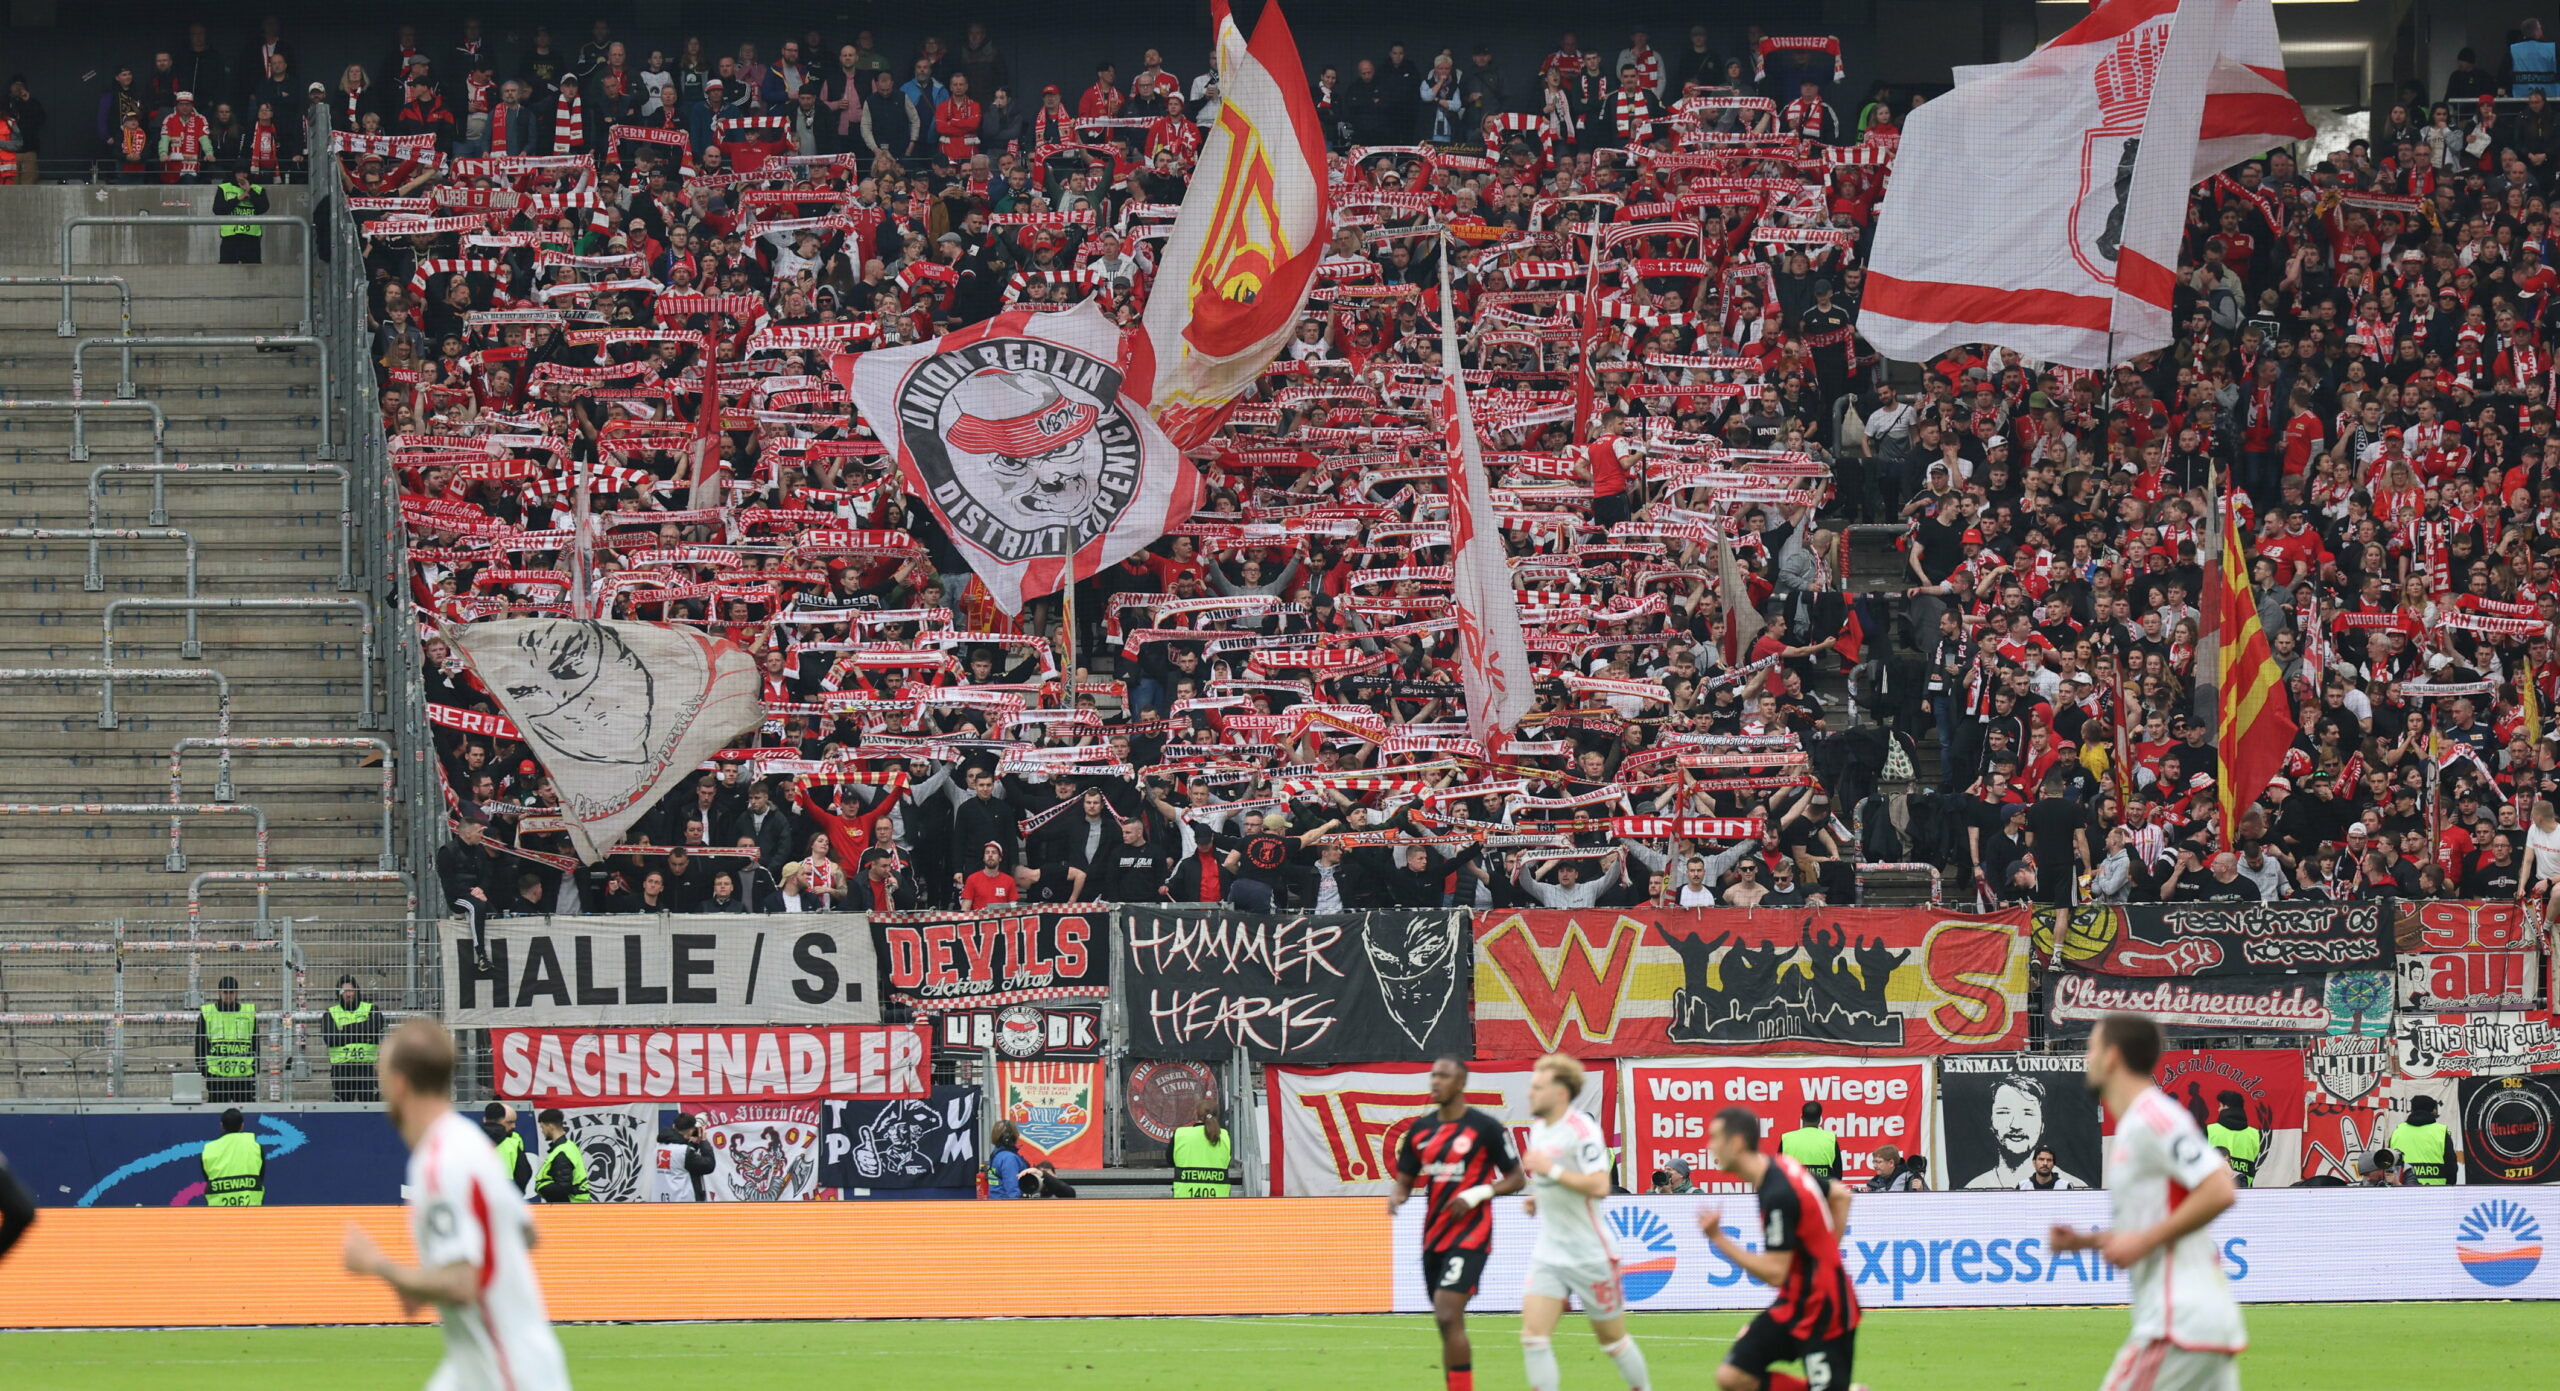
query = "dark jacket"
xmin=435 ymin=837 xmax=500 ymax=907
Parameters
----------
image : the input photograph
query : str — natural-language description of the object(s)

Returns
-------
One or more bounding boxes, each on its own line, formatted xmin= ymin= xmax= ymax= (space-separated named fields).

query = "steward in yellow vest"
xmin=197 ymin=975 xmax=257 ymax=1103
xmin=200 ymin=1107 xmax=264 ymax=1206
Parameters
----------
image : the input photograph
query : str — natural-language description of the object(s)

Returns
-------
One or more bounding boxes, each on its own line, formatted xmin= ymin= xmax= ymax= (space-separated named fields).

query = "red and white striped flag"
xmin=1435 ymin=246 xmax=1533 ymax=749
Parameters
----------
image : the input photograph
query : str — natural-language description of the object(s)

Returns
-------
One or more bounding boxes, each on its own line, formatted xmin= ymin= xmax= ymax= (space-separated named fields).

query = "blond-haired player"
xmin=1519 ymin=1053 xmax=1650 ymax=1391
xmin=341 ymin=1018 xmax=572 ymax=1390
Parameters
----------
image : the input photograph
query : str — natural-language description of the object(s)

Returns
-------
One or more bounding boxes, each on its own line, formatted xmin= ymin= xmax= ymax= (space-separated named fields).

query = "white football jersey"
xmin=1524 ymin=1109 xmax=1618 ymax=1267
xmin=2106 ymin=1087 xmax=2247 ymax=1352
xmin=407 ymin=1110 xmax=573 ymax=1391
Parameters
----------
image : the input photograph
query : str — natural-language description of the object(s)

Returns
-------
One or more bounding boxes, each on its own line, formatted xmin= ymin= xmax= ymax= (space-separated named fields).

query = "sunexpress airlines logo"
xmin=1605 ymin=1206 xmax=1680 ymax=1302
xmin=1694 ymin=1209 xmax=2249 ymax=1300
xmin=2455 ymin=1200 xmax=2543 ymax=1288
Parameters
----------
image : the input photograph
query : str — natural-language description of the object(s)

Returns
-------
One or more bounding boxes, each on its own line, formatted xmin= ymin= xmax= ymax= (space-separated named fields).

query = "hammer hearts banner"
xmin=1118 ymin=907 xmax=1471 ymax=1062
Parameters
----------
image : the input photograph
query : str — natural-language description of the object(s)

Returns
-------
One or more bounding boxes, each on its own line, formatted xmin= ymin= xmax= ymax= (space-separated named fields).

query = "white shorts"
xmin=1525 ymin=1255 xmax=1626 ymax=1321
xmin=2103 ymin=1339 xmax=2239 ymax=1391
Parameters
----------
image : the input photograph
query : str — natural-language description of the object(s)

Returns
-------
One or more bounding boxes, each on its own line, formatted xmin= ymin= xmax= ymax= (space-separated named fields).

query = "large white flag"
xmin=447 ymin=619 xmax=764 ymax=862
xmin=836 ymin=301 xmax=1201 ymax=615
xmin=1861 ymin=0 xmax=2308 ymax=367
xmin=1435 ymin=249 xmax=1534 ymax=748
xmin=1139 ymin=0 xmax=1330 ymax=451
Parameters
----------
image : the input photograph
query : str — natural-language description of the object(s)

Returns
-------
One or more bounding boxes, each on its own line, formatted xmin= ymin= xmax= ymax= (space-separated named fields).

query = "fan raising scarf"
xmin=552 ymin=90 xmax=585 ymax=153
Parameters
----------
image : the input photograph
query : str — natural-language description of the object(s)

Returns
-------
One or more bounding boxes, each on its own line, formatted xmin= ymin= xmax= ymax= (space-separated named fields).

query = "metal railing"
xmin=61 ymin=214 xmax=312 ymax=337
xmin=1 ymin=527 xmax=200 ymax=653
xmin=87 ymin=462 xmax=354 ymax=590
xmin=0 ymin=396 xmax=168 ymax=464
xmin=0 ymin=272 xmax=135 ymax=341
xmin=170 ymin=737 xmax=396 ymax=866
xmin=102 ymin=595 xmax=375 ymax=728
xmin=1854 ymin=860 xmax=1946 ymax=905
xmin=71 ymin=334 xmax=335 ymax=460
xmin=0 ymin=666 xmax=233 ymax=742
xmin=0 ymin=802 xmax=267 ymax=874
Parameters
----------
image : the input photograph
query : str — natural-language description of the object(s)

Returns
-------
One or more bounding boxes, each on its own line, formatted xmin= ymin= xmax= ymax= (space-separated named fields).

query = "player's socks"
xmin=1764 ymin=1374 xmax=1809 ymax=1391
xmin=1520 ymin=1337 xmax=1560 ymax=1391
xmin=1445 ymin=1364 xmax=1473 ymax=1391
xmin=1600 ymin=1335 xmax=1649 ymax=1389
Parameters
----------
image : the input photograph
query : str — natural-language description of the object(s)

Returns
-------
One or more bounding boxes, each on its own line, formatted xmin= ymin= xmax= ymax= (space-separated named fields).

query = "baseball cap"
xmin=781 ymin=860 xmax=806 ymax=878
xmin=1042 ymin=84 xmax=1060 ymax=96
xmin=176 ymin=90 xmax=195 ymax=102
xmin=704 ymin=78 xmax=724 ymax=90
xmin=2266 ymin=775 xmax=2291 ymax=791
xmin=2347 ymin=822 xmax=2369 ymax=837
xmin=1986 ymin=434 xmax=2008 ymax=449
xmin=308 ymin=81 xmax=325 ymax=93
xmin=2071 ymin=671 xmax=2095 ymax=685
xmin=2383 ymin=425 xmax=2404 ymax=438
xmin=1961 ymin=528 xmax=1985 ymax=544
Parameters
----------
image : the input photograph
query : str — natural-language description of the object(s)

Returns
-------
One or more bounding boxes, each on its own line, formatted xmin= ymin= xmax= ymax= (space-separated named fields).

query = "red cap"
xmin=1961 ymin=528 xmax=1985 ymax=544
xmin=1042 ymin=84 xmax=1061 ymax=96
xmin=2383 ymin=426 xmax=2403 ymax=438
xmin=517 ymin=759 xmax=537 ymax=775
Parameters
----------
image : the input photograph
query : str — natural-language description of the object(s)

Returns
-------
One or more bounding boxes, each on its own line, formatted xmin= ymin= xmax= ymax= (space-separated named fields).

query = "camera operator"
xmin=651 ymin=1112 xmax=716 ymax=1201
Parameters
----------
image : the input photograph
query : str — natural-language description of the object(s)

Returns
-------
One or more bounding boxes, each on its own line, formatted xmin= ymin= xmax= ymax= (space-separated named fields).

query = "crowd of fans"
xmin=278 ymin=14 xmax=2560 ymax=919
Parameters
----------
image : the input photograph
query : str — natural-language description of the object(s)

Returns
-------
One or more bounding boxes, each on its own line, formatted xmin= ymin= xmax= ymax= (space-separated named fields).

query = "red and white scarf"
xmin=551 ymin=91 xmax=584 ymax=153
xmin=1754 ymin=36 xmax=1844 ymax=84
xmin=249 ymin=121 xmax=280 ymax=177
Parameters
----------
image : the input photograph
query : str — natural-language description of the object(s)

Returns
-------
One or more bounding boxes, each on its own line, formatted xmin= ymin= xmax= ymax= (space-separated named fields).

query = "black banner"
xmin=818 ymin=1086 xmax=982 ymax=1190
xmin=2035 ymin=901 xmax=2392 ymax=977
xmin=936 ymin=1003 xmax=1106 ymax=1060
xmin=1118 ymin=907 xmax=1472 ymax=1062
xmin=1938 ymin=1053 xmax=2105 ymax=1192
xmin=872 ymin=906 xmax=1109 ymax=1006
xmin=2046 ymin=972 xmax=2334 ymax=1035
xmin=2461 ymin=1075 xmax=2560 ymax=1184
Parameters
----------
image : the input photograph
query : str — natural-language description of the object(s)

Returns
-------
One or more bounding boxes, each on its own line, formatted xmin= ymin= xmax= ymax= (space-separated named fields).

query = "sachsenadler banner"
xmin=1267 ymin=1061 xmax=1613 ymax=1197
xmin=872 ymin=905 xmax=1109 ymax=1008
xmin=2034 ymin=900 xmax=2391 ymax=976
xmin=443 ymin=914 xmax=879 ymax=1027
xmin=1119 ymin=907 xmax=1471 ymax=1062
xmin=491 ymin=1025 xmax=929 ymax=1106
xmin=1936 ymin=1054 xmax=2104 ymax=1191
xmin=1472 ymin=907 xmax=2030 ymax=1059
xmin=1620 ymin=1057 xmax=1931 ymax=1190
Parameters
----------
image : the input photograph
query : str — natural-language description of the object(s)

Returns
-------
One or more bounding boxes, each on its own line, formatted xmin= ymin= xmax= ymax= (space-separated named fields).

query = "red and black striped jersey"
xmin=1395 ymin=1107 xmax=1517 ymax=1252
xmin=1759 ymin=1152 xmax=1860 ymax=1340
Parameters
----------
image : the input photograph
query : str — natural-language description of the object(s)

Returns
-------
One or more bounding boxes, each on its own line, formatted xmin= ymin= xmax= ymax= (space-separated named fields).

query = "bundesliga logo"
xmin=892 ymin=342 xmax=1145 ymax=561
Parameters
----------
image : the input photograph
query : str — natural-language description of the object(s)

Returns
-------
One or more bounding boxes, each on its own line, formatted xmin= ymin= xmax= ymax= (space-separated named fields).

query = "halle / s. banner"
xmin=1937 ymin=1054 xmax=2106 ymax=1191
xmin=441 ymin=915 xmax=880 ymax=1027
xmin=1117 ymin=907 xmax=1471 ymax=1062
xmin=1471 ymin=907 xmax=2031 ymax=1058
xmin=2034 ymin=901 xmax=2393 ymax=976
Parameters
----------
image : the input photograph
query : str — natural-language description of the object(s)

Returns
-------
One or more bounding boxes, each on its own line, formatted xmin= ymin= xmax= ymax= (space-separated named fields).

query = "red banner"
xmin=998 ymin=1060 xmax=1105 ymax=1171
xmin=2393 ymin=900 xmax=2544 ymax=1010
xmin=1620 ymin=1057 xmax=1929 ymax=1190
xmin=2134 ymin=1047 xmax=2307 ymax=1184
xmin=1471 ymin=907 xmax=2032 ymax=1058
xmin=492 ymin=1025 xmax=929 ymax=1106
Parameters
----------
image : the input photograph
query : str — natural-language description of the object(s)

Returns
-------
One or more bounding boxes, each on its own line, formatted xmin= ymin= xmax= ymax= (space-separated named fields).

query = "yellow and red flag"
xmin=2215 ymin=501 xmax=2297 ymax=845
xmin=1138 ymin=0 xmax=1329 ymax=450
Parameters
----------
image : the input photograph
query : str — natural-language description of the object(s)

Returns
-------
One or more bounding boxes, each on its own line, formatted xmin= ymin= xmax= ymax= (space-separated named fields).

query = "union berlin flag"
xmin=1139 ymin=0 xmax=1329 ymax=451
xmin=2215 ymin=500 xmax=2298 ymax=846
xmin=1861 ymin=0 xmax=2307 ymax=367
xmin=836 ymin=302 xmax=1201 ymax=615
xmin=1435 ymin=246 xmax=1533 ymax=747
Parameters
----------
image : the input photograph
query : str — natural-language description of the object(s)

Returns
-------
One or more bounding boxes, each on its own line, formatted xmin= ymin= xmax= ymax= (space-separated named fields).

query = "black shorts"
xmin=1727 ymin=1311 xmax=1857 ymax=1391
xmin=1421 ymin=1246 xmax=1490 ymax=1297
xmin=1592 ymin=490 xmax=1632 ymax=527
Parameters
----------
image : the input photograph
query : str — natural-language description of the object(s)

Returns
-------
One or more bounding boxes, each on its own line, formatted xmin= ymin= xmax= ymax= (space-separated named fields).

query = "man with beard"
xmin=1963 ymin=1073 xmax=2088 ymax=1190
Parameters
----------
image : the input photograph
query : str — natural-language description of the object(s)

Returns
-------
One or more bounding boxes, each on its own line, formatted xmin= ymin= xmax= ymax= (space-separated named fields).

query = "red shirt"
xmin=2281 ymin=413 xmax=2327 ymax=475
xmin=1078 ymin=81 xmax=1123 ymax=119
xmin=961 ymin=868 xmax=1020 ymax=909
xmin=1588 ymin=437 xmax=1630 ymax=496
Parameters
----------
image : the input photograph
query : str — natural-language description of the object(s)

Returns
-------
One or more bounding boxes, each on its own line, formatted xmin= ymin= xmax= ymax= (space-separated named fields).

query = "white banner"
xmin=549 ymin=1104 xmax=657 ymax=1202
xmin=446 ymin=619 xmax=764 ymax=862
xmin=1392 ymin=1188 xmax=2560 ymax=1312
xmin=441 ymin=914 xmax=879 ymax=1027
xmin=1269 ymin=1061 xmax=1610 ymax=1196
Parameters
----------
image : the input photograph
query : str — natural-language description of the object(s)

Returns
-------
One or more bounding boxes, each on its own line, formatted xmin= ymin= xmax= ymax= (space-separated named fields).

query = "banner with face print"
xmin=1937 ymin=1053 xmax=2106 ymax=1192
xmin=837 ymin=301 xmax=1201 ymax=615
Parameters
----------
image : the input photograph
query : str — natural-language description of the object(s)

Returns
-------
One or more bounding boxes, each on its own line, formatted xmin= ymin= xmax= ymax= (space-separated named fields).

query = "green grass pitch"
xmin=3 ymin=1303 xmax=2548 ymax=1389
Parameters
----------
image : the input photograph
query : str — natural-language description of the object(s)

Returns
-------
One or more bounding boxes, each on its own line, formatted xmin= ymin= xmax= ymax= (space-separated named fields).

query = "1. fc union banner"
xmin=1471 ymin=907 xmax=2031 ymax=1059
xmin=837 ymin=301 xmax=1201 ymax=615
xmin=2034 ymin=900 xmax=2392 ymax=977
xmin=1267 ymin=1060 xmax=1613 ymax=1197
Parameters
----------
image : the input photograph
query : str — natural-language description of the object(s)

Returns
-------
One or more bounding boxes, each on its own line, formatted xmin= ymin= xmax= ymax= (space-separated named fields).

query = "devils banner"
xmin=1470 ymin=907 xmax=2032 ymax=1059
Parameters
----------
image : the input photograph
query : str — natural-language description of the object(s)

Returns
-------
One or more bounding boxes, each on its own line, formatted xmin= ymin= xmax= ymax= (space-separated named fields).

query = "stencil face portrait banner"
xmin=446 ymin=619 xmax=764 ymax=862
xmin=1937 ymin=1054 xmax=2105 ymax=1192
xmin=1118 ymin=907 xmax=1471 ymax=1062
xmin=2033 ymin=901 xmax=2392 ymax=977
xmin=2393 ymin=900 xmax=2543 ymax=1011
xmin=553 ymin=1105 xmax=656 ymax=1202
xmin=836 ymin=301 xmax=1201 ymax=615
xmin=1267 ymin=1060 xmax=1613 ymax=1197
xmin=1471 ymin=907 xmax=2031 ymax=1059
xmin=818 ymin=1087 xmax=983 ymax=1191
